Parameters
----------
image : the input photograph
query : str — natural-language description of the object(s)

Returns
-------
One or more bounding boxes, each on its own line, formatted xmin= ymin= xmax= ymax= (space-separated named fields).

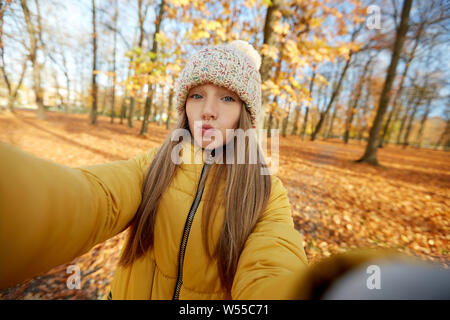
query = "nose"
xmin=201 ymin=97 xmax=217 ymax=121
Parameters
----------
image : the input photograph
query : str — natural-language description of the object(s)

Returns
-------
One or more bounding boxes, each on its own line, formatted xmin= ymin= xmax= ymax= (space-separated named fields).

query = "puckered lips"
xmin=201 ymin=123 xmax=216 ymax=137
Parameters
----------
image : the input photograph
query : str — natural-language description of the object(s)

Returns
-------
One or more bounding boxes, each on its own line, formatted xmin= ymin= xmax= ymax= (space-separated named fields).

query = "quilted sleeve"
xmin=0 ymin=141 xmax=159 ymax=289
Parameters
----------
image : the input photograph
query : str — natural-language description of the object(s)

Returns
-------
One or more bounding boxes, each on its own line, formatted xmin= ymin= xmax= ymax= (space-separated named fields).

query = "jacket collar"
xmin=179 ymin=139 xmax=207 ymax=167
xmin=178 ymin=139 xmax=225 ymax=171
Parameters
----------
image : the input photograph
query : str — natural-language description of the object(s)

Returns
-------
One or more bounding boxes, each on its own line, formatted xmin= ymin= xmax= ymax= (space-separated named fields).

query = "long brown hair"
xmin=119 ymin=103 xmax=272 ymax=292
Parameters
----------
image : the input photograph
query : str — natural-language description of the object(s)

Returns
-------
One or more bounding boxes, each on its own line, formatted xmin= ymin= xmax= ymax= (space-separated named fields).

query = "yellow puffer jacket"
xmin=0 ymin=140 xmax=308 ymax=299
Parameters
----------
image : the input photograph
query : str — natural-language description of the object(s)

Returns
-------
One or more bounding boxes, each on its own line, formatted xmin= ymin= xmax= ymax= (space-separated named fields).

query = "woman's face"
xmin=186 ymin=83 xmax=242 ymax=150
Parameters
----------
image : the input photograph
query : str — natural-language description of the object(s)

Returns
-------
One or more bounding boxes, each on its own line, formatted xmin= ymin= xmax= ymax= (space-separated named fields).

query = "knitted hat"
xmin=175 ymin=40 xmax=262 ymax=128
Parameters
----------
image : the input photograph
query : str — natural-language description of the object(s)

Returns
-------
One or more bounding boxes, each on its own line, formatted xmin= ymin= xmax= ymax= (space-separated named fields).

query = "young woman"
xmin=0 ymin=40 xmax=308 ymax=299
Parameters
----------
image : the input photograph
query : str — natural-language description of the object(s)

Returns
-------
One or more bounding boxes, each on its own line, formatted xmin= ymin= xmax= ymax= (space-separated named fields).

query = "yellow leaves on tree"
xmin=262 ymin=79 xmax=281 ymax=97
xmin=242 ymin=0 xmax=259 ymax=9
xmin=155 ymin=32 xmax=169 ymax=47
xmin=169 ymin=0 xmax=190 ymax=6
xmin=337 ymin=46 xmax=351 ymax=58
xmin=285 ymin=40 xmax=308 ymax=67
xmin=187 ymin=19 xmax=227 ymax=41
xmin=273 ymin=21 xmax=290 ymax=35
xmin=315 ymin=73 xmax=329 ymax=86
xmin=261 ymin=44 xmax=279 ymax=60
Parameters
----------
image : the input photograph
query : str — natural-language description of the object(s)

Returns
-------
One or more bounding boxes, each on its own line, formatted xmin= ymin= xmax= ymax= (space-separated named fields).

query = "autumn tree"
xmin=109 ymin=0 xmax=118 ymax=123
xmin=343 ymin=55 xmax=373 ymax=143
xmin=310 ymin=24 xmax=363 ymax=141
xmin=140 ymin=0 xmax=166 ymax=135
xmin=20 ymin=0 xmax=46 ymax=119
xmin=395 ymin=82 xmax=417 ymax=145
xmin=0 ymin=0 xmax=27 ymax=112
xmin=401 ymin=83 xmax=426 ymax=147
xmin=354 ymin=67 xmax=375 ymax=141
xmin=298 ymin=67 xmax=316 ymax=138
xmin=311 ymin=54 xmax=351 ymax=141
xmin=99 ymin=1 xmax=138 ymax=125
xmin=357 ymin=0 xmax=413 ymax=165
xmin=258 ymin=0 xmax=282 ymax=135
xmin=379 ymin=0 xmax=449 ymax=147
xmin=435 ymin=103 xmax=450 ymax=150
xmin=127 ymin=0 xmax=151 ymax=128
xmin=90 ymin=0 xmax=98 ymax=124
xmin=414 ymin=90 xmax=435 ymax=147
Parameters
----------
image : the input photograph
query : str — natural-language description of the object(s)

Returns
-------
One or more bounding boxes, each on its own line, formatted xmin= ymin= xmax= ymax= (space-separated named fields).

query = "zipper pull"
xmin=205 ymin=148 xmax=217 ymax=165
xmin=205 ymin=153 xmax=214 ymax=165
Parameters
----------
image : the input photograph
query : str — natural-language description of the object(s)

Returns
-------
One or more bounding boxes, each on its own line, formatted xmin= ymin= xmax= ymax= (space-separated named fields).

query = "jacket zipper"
xmin=172 ymin=161 xmax=212 ymax=300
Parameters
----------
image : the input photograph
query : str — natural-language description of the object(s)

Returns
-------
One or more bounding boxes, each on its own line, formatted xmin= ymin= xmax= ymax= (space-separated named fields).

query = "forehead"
xmin=189 ymin=82 xmax=237 ymax=96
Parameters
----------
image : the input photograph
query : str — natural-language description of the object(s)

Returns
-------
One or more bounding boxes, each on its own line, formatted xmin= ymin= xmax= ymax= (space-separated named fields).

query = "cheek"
xmin=185 ymin=104 xmax=193 ymax=120
xmin=222 ymin=105 xmax=241 ymax=129
xmin=185 ymin=105 xmax=197 ymax=128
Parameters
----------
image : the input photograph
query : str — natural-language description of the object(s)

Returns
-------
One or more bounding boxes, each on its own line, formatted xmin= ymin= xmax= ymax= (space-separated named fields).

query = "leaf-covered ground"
xmin=0 ymin=110 xmax=448 ymax=299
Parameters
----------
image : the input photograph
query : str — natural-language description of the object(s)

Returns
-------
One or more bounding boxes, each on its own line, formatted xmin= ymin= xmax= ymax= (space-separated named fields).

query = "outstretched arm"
xmin=0 ymin=142 xmax=158 ymax=290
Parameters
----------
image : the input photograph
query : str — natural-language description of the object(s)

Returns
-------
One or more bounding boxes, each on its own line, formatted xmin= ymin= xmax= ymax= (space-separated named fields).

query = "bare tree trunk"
xmin=0 ymin=1 xmax=27 ymax=112
xmin=311 ymin=53 xmax=352 ymax=141
xmin=128 ymin=98 xmax=136 ymax=127
xmin=166 ymin=85 xmax=174 ymax=130
xmin=140 ymin=0 xmax=166 ymax=135
xmin=157 ymin=85 xmax=164 ymax=126
xmin=344 ymin=56 xmax=372 ymax=144
xmin=110 ymin=0 xmax=118 ymax=124
xmin=141 ymin=84 xmax=153 ymax=134
xmin=299 ymin=69 xmax=316 ymax=139
xmin=357 ymin=0 xmax=413 ymax=165
xmin=120 ymin=97 xmax=127 ymax=124
xmin=281 ymin=101 xmax=292 ymax=137
xmin=76 ymin=53 xmax=85 ymax=109
xmin=379 ymin=25 xmax=423 ymax=148
xmin=384 ymin=101 xmax=402 ymax=144
xmin=1 ymin=55 xmax=27 ymax=112
xmin=20 ymin=0 xmax=46 ymax=119
xmin=402 ymin=108 xmax=417 ymax=147
xmin=128 ymin=0 xmax=148 ymax=128
xmin=357 ymin=77 xmax=372 ymax=141
xmin=62 ymin=58 xmax=70 ymax=113
xmin=120 ymin=61 xmax=132 ymax=124
xmin=396 ymin=106 xmax=410 ymax=144
xmin=90 ymin=0 xmax=98 ymax=125
xmin=266 ymin=39 xmax=285 ymax=135
xmin=53 ymin=69 xmax=63 ymax=109
xmin=137 ymin=0 xmax=146 ymax=49
xmin=99 ymin=86 xmax=107 ymax=115
xmin=300 ymin=106 xmax=309 ymax=139
xmin=380 ymin=67 xmax=407 ymax=146
xmin=415 ymin=97 xmax=432 ymax=147
xmin=402 ymin=91 xmax=425 ymax=147
xmin=395 ymin=82 xmax=418 ymax=144
xmin=435 ymin=118 xmax=450 ymax=150
xmin=119 ymin=9 xmax=137 ymax=127
xmin=326 ymin=103 xmax=338 ymax=139
xmin=309 ymin=83 xmax=325 ymax=138
xmin=150 ymin=84 xmax=157 ymax=122
xmin=259 ymin=0 xmax=282 ymax=133
xmin=33 ymin=60 xmax=46 ymax=119
xmin=290 ymin=105 xmax=301 ymax=136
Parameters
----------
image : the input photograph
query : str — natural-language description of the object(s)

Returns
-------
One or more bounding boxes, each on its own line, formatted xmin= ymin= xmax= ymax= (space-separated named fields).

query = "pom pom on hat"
xmin=229 ymin=40 xmax=262 ymax=70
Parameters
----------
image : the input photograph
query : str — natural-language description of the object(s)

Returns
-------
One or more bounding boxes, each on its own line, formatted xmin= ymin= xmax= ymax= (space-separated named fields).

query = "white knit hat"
xmin=175 ymin=40 xmax=262 ymax=128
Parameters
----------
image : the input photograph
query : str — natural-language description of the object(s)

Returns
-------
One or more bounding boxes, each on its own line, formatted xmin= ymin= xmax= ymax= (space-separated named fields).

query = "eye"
xmin=223 ymin=96 xmax=235 ymax=102
xmin=190 ymin=93 xmax=202 ymax=99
